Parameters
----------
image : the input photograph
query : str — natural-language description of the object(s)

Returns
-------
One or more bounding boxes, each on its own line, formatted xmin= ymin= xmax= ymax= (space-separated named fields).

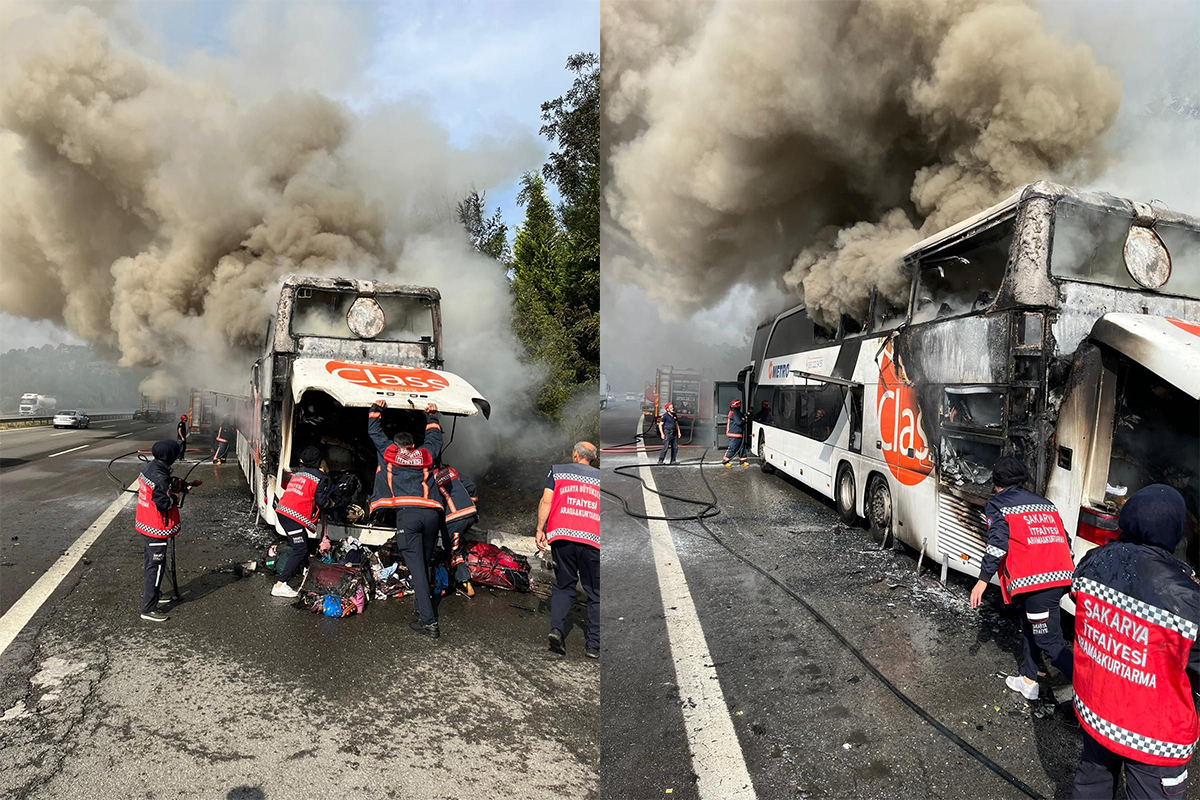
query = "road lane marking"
xmin=114 ymin=432 xmax=133 ymax=439
xmin=51 ymin=431 xmax=73 ymax=436
xmin=47 ymin=445 xmax=89 ymax=458
xmin=101 ymin=424 xmax=116 ymax=428
xmin=631 ymin=416 xmax=757 ymax=800
xmin=0 ymin=479 xmax=138 ymax=658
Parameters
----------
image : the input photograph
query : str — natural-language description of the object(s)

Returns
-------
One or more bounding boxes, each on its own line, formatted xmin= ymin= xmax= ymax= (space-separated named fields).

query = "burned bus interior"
xmin=288 ymin=390 xmax=437 ymax=526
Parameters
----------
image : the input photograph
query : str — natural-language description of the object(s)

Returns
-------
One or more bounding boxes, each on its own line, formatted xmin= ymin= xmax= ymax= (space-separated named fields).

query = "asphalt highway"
xmin=0 ymin=425 xmax=598 ymax=799
xmin=598 ymin=400 xmax=1198 ymax=799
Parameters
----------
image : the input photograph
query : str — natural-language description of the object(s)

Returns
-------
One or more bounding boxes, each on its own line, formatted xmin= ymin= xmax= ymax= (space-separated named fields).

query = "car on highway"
xmin=625 ymin=392 xmax=637 ymax=401
xmin=52 ymin=410 xmax=90 ymax=429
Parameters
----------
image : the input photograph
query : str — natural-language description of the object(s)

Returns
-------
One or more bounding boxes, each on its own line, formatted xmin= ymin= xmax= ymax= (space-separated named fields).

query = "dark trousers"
xmin=1017 ymin=586 xmax=1073 ymax=682
xmin=141 ymin=537 xmax=169 ymax=614
xmin=658 ymin=432 xmax=678 ymax=464
xmin=550 ymin=540 xmax=600 ymax=649
xmin=278 ymin=516 xmax=309 ymax=582
xmin=724 ymin=434 xmax=745 ymax=462
xmin=397 ymin=508 xmax=440 ymax=626
xmin=211 ymin=440 xmax=228 ymax=461
xmin=1072 ymin=731 xmax=1189 ymax=799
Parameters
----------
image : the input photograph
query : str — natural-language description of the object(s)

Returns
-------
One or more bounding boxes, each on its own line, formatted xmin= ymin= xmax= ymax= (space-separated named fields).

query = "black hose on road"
xmin=602 ymin=451 xmax=1046 ymax=800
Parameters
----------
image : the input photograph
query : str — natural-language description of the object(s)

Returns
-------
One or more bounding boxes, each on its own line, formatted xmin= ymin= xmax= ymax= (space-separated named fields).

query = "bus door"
xmin=713 ymin=380 xmax=743 ymax=448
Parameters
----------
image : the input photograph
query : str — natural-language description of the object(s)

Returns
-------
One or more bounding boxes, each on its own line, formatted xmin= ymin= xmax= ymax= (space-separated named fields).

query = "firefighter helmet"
xmin=730 ymin=399 xmax=742 ymax=410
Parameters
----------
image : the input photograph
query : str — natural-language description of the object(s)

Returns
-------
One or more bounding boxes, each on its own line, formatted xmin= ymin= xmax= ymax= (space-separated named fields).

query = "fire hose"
xmin=599 ymin=450 xmax=1045 ymax=800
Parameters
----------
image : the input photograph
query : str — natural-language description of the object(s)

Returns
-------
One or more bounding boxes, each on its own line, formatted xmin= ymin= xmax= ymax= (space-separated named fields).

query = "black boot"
xmin=548 ymin=629 xmax=566 ymax=655
xmin=409 ymin=620 xmax=440 ymax=639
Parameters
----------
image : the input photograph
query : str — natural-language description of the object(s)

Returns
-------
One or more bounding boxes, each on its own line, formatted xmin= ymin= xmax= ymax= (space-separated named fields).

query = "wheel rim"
xmin=838 ymin=471 xmax=854 ymax=511
xmin=758 ymin=435 xmax=765 ymax=460
xmin=871 ymin=482 xmax=892 ymax=531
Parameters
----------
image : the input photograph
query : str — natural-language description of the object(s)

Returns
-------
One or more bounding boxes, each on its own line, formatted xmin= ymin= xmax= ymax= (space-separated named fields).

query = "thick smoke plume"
xmin=0 ymin=2 xmax=548 ymax=471
xmin=602 ymin=0 xmax=1121 ymax=325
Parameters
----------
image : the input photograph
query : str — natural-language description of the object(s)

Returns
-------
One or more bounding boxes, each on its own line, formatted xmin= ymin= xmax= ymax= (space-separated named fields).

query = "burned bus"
xmin=737 ymin=181 xmax=1199 ymax=596
xmin=239 ymin=275 xmax=491 ymax=546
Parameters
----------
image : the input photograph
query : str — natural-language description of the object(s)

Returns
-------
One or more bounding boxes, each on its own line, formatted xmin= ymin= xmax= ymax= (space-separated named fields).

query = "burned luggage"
xmin=465 ymin=542 xmax=532 ymax=592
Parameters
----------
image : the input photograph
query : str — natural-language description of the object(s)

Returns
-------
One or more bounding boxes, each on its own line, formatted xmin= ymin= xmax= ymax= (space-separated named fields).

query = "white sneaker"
xmin=1005 ymin=675 xmax=1039 ymax=700
xmin=272 ymin=582 xmax=298 ymax=598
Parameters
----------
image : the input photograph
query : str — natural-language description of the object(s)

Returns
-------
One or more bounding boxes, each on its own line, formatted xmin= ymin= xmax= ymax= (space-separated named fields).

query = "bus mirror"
xmin=346 ymin=297 xmax=386 ymax=338
xmin=1124 ymin=224 xmax=1171 ymax=289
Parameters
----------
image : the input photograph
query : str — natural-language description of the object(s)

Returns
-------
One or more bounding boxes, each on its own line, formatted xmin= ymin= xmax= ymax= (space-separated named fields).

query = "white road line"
xmin=101 ymin=424 xmax=116 ymax=428
xmin=0 ymin=479 xmax=138 ymax=658
xmin=114 ymin=432 xmax=133 ymax=439
xmin=630 ymin=416 xmax=757 ymax=799
xmin=51 ymin=431 xmax=73 ymax=436
xmin=47 ymin=444 xmax=89 ymax=458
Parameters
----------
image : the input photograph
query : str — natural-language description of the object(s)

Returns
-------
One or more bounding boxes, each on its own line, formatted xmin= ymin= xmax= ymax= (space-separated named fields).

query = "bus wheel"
xmin=836 ymin=465 xmax=857 ymax=525
xmin=867 ymin=476 xmax=893 ymax=547
xmin=758 ymin=433 xmax=774 ymax=474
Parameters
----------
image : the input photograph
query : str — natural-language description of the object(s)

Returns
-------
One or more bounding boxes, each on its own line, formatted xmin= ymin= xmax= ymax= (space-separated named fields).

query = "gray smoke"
xmin=603 ymin=0 xmax=1122 ymax=324
xmin=0 ymin=2 xmax=548 ymax=472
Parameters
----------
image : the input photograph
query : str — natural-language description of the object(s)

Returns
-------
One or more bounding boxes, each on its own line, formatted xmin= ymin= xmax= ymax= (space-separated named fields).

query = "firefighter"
xmin=367 ymin=400 xmax=443 ymax=638
xmin=177 ymin=414 xmax=189 ymax=450
xmin=1070 ymin=484 xmax=1198 ymax=799
xmin=435 ymin=465 xmax=478 ymax=595
xmin=970 ymin=456 xmax=1075 ymax=700
xmin=271 ymin=446 xmax=332 ymax=598
xmin=210 ymin=416 xmax=232 ymax=464
xmin=722 ymin=399 xmax=748 ymax=467
xmin=537 ymin=442 xmax=601 ymax=659
xmin=656 ymin=402 xmax=680 ymax=465
xmin=135 ymin=440 xmax=194 ymax=622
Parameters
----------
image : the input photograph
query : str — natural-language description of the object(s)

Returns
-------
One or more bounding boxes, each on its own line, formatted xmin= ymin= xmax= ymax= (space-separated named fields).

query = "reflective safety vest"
xmin=215 ymin=422 xmax=229 ymax=443
xmin=436 ymin=467 xmax=477 ymax=524
xmin=1072 ymin=541 xmax=1200 ymax=767
xmin=275 ymin=468 xmax=322 ymax=532
xmin=135 ymin=472 xmax=180 ymax=539
xmin=545 ymin=463 xmax=601 ymax=549
xmin=984 ymin=489 xmax=1075 ymax=603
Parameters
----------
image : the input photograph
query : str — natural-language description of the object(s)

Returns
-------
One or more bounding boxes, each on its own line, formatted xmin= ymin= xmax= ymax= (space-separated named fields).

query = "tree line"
xmin=458 ymin=52 xmax=599 ymax=422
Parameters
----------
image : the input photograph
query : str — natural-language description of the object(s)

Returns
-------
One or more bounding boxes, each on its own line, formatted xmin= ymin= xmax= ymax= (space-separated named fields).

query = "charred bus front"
xmin=240 ymin=276 xmax=490 ymax=546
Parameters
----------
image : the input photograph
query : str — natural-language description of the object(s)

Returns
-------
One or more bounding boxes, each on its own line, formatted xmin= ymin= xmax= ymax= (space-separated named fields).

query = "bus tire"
xmin=758 ymin=433 xmax=774 ymax=474
xmin=835 ymin=465 xmax=857 ymax=525
xmin=867 ymin=475 xmax=894 ymax=547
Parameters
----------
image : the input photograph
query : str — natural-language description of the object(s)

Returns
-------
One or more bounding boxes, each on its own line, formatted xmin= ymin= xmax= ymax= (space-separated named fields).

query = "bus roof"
xmin=281 ymin=274 xmax=441 ymax=301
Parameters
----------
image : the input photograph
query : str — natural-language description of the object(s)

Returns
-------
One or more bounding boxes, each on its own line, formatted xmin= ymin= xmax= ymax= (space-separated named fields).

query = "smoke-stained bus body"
xmin=745 ymin=181 xmax=1199 ymax=599
xmin=241 ymin=275 xmax=491 ymax=546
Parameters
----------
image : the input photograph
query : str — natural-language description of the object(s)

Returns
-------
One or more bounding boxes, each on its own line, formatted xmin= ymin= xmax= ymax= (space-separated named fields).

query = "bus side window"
xmin=870 ymin=290 xmax=906 ymax=334
xmin=911 ymin=216 xmax=1015 ymax=324
xmin=814 ymin=323 xmax=837 ymax=345
xmin=801 ymin=384 xmax=841 ymax=442
xmin=776 ymin=388 xmax=798 ymax=434
xmin=839 ymin=315 xmax=864 ymax=339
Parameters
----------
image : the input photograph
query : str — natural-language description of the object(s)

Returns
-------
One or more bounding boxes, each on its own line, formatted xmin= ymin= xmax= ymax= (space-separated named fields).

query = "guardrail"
xmin=0 ymin=412 xmax=135 ymax=430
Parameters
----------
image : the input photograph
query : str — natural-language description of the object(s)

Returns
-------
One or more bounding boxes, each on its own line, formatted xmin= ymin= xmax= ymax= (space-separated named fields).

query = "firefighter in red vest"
xmin=135 ymin=440 xmax=195 ymax=622
xmin=970 ymin=456 xmax=1075 ymax=700
xmin=435 ymin=465 xmax=478 ymax=595
xmin=1070 ymin=484 xmax=1198 ymax=799
xmin=368 ymin=400 xmax=443 ymax=638
xmin=271 ymin=446 xmax=332 ymax=598
xmin=537 ymin=441 xmax=601 ymax=659
xmin=210 ymin=416 xmax=232 ymax=464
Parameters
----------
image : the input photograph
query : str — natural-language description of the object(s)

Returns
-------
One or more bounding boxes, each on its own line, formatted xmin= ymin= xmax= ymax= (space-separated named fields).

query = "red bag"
xmin=465 ymin=542 xmax=531 ymax=592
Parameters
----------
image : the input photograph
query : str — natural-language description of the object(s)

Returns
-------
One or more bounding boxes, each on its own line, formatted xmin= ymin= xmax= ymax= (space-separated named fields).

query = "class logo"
xmin=876 ymin=341 xmax=933 ymax=486
xmin=325 ymin=361 xmax=450 ymax=392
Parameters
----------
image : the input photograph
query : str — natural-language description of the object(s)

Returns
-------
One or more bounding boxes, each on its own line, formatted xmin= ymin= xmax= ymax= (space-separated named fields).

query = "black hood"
xmin=151 ymin=440 xmax=180 ymax=465
xmin=1117 ymin=484 xmax=1187 ymax=552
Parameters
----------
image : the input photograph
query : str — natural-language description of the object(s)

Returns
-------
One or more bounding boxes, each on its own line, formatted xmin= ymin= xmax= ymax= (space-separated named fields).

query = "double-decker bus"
xmin=240 ymin=275 xmax=491 ymax=546
xmin=738 ymin=181 xmax=1199 ymax=600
